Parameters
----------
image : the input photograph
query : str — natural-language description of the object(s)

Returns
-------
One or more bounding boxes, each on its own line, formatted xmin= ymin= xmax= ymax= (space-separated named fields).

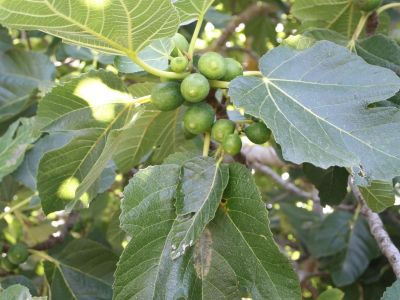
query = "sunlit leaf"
xmin=114 ymin=38 xmax=173 ymax=74
xmin=317 ymin=288 xmax=344 ymax=300
xmin=36 ymin=70 xmax=137 ymax=214
xmin=114 ymin=83 xmax=201 ymax=171
xmin=292 ymin=0 xmax=360 ymax=38
xmin=360 ymin=181 xmax=395 ymax=213
xmin=174 ymin=0 xmax=215 ymax=24
xmin=0 ymin=0 xmax=179 ymax=55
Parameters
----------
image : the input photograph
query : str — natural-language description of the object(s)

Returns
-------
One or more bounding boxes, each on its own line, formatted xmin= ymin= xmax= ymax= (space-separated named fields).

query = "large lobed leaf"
xmin=0 ymin=0 xmax=179 ymax=55
xmin=229 ymin=41 xmax=400 ymax=183
xmin=304 ymin=30 xmax=400 ymax=76
xmin=174 ymin=0 xmax=215 ymax=24
xmin=115 ymin=162 xmax=300 ymax=299
xmin=114 ymin=38 xmax=173 ymax=74
xmin=291 ymin=0 xmax=388 ymax=38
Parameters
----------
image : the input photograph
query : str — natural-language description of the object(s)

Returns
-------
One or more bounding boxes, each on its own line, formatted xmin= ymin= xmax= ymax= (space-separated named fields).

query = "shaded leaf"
xmin=229 ymin=41 xmax=400 ymax=183
xmin=0 ymin=49 xmax=55 ymax=123
xmin=0 ymin=118 xmax=38 ymax=181
xmin=304 ymin=30 xmax=400 ymax=76
xmin=0 ymin=276 xmax=38 ymax=297
xmin=0 ymin=0 xmax=179 ymax=55
xmin=44 ymin=239 xmax=118 ymax=300
xmin=308 ymin=211 xmax=353 ymax=258
xmin=14 ymin=133 xmax=74 ymax=190
xmin=358 ymin=35 xmax=400 ymax=76
xmin=330 ymin=216 xmax=380 ymax=286
xmin=303 ymin=163 xmax=348 ymax=206
xmin=0 ymin=26 xmax=12 ymax=52
xmin=0 ymin=284 xmax=43 ymax=300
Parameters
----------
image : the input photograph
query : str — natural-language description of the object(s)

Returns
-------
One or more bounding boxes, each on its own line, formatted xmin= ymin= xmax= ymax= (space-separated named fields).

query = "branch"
xmin=210 ymin=3 xmax=275 ymax=51
xmin=351 ymin=182 xmax=400 ymax=278
xmin=32 ymin=211 xmax=79 ymax=251
xmin=249 ymin=161 xmax=319 ymax=202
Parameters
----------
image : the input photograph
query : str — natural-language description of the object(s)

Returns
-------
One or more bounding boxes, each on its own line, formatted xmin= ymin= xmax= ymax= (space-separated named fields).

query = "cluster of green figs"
xmin=150 ymin=34 xmax=272 ymax=155
xmin=1 ymin=242 xmax=29 ymax=272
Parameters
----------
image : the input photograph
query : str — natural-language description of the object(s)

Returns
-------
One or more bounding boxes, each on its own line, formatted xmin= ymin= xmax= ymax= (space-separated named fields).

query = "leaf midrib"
xmin=265 ymin=79 xmax=400 ymax=164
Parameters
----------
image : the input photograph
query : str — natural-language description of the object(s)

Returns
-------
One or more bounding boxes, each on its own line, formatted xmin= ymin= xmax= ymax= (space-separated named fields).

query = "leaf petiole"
xmin=209 ymin=80 xmax=230 ymax=89
xmin=188 ymin=14 xmax=205 ymax=60
xmin=377 ymin=3 xmax=400 ymax=15
xmin=347 ymin=12 xmax=370 ymax=51
xmin=0 ymin=197 xmax=32 ymax=220
xmin=127 ymin=52 xmax=189 ymax=80
xmin=243 ymin=71 xmax=262 ymax=77
xmin=203 ymin=132 xmax=211 ymax=157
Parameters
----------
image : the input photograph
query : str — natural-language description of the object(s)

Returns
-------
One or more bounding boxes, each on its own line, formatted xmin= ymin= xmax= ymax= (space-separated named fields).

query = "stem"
xmin=351 ymin=181 xmax=400 ymax=278
xmin=209 ymin=80 xmax=230 ymax=89
xmin=214 ymin=145 xmax=223 ymax=158
xmin=188 ymin=14 xmax=205 ymax=60
xmin=235 ymin=119 xmax=254 ymax=124
xmin=243 ymin=71 xmax=262 ymax=77
xmin=203 ymin=132 xmax=211 ymax=157
xmin=0 ymin=198 xmax=31 ymax=220
xmin=29 ymin=249 xmax=59 ymax=266
xmin=127 ymin=52 xmax=188 ymax=80
xmin=132 ymin=95 xmax=152 ymax=105
xmin=347 ymin=12 xmax=370 ymax=50
xmin=377 ymin=3 xmax=400 ymax=15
